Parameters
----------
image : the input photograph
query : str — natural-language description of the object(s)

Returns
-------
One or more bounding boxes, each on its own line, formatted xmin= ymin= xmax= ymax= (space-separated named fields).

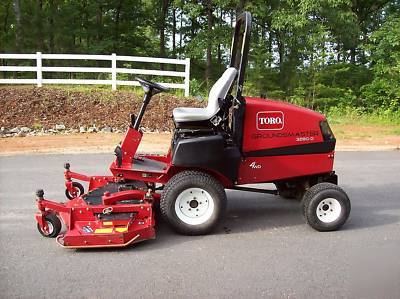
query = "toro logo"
xmin=256 ymin=111 xmax=284 ymax=130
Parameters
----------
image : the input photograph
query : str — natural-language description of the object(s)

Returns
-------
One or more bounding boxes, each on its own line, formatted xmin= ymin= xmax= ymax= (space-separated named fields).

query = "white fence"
xmin=0 ymin=52 xmax=190 ymax=96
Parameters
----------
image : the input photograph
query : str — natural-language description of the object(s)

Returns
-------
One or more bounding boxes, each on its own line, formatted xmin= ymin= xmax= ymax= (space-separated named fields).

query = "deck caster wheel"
xmin=37 ymin=214 xmax=62 ymax=238
xmin=160 ymin=171 xmax=227 ymax=235
xmin=302 ymin=183 xmax=351 ymax=231
xmin=65 ymin=182 xmax=84 ymax=200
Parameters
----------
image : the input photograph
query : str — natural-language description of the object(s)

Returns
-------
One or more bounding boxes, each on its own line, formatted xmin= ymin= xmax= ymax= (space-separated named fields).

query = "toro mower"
xmin=35 ymin=12 xmax=350 ymax=249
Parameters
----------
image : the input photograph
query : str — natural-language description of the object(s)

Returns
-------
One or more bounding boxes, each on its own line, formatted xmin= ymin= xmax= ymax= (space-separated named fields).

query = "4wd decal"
xmin=257 ymin=111 xmax=284 ymax=130
xmin=249 ymin=161 xmax=261 ymax=169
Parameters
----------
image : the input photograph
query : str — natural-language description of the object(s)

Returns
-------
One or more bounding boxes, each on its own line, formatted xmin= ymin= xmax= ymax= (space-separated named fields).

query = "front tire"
xmin=302 ymin=183 xmax=351 ymax=231
xmin=65 ymin=182 xmax=84 ymax=200
xmin=37 ymin=214 xmax=62 ymax=238
xmin=160 ymin=171 xmax=227 ymax=235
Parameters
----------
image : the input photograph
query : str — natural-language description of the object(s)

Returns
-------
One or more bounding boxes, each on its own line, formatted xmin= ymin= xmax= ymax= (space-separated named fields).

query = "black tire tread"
xmin=65 ymin=182 xmax=84 ymax=200
xmin=37 ymin=213 xmax=62 ymax=238
xmin=302 ymin=182 xmax=351 ymax=231
xmin=160 ymin=171 xmax=226 ymax=235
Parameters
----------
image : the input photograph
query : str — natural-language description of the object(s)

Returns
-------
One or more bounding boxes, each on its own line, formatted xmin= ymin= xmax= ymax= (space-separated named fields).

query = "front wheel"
xmin=302 ymin=183 xmax=351 ymax=231
xmin=37 ymin=214 xmax=62 ymax=238
xmin=160 ymin=171 xmax=227 ymax=235
xmin=65 ymin=182 xmax=84 ymax=200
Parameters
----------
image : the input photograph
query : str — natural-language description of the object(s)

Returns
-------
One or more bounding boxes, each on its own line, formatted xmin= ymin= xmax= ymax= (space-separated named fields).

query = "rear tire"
xmin=160 ymin=171 xmax=227 ymax=235
xmin=37 ymin=214 xmax=62 ymax=238
xmin=302 ymin=183 xmax=351 ymax=231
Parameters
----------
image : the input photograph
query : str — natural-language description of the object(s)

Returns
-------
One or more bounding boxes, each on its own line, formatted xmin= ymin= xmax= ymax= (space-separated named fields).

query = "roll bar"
xmin=229 ymin=11 xmax=252 ymax=103
xmin=230 ymin=12 xmax=251 ymax=150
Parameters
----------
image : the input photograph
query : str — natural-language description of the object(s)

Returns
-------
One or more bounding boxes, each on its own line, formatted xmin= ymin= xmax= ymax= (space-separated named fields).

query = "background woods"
xmin=0 ymin=0 xmax=399 ymax=113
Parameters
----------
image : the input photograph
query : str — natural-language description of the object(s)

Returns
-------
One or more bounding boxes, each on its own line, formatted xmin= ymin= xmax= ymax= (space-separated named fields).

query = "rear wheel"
xmin=160 ymin=171 xmax=227 ymax=235
xmin=302 ymin=183 xmax=351 ymax=231
xmin=37 ymin=214 xmax=62 ymax=238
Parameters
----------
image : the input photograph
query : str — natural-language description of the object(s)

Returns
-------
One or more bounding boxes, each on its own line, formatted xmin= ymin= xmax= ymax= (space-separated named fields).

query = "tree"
xmin=362 ymin=15 xmax=400 ymax=110
xmin=12 ymin=0 xmax=22 ymax=51
xmin=0 ymin=0 xmax=398 ymax=111
xmin=159 ymin=0 xmax=171 ymax=70
xmin=205 ymin=0 xmax=212 ymax=85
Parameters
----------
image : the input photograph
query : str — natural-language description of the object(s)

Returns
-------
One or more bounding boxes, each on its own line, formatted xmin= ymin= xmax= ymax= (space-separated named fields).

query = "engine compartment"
xmin=242 ymin=97 xmax=335 ymax=154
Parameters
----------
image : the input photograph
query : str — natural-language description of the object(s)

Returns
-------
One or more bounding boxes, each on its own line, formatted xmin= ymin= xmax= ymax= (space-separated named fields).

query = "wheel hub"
xmin=189 ymin=199 xmax=199 ymax=208
xmin=44 ymin=221 xmax=54 ymax=235
xmin=316 ymin=198 xmax=342 ymax=223
xmin=175 ymin=188 xmax=215 ymax=225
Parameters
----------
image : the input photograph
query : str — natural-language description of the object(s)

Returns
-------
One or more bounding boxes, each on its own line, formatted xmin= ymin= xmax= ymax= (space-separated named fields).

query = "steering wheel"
xmin=135 ymin=77 xmax=168 ymax=94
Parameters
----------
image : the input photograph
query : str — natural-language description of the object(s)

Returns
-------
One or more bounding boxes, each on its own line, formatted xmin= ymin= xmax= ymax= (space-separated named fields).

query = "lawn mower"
xmin=35 ymin=12 xmax=351 ymax=249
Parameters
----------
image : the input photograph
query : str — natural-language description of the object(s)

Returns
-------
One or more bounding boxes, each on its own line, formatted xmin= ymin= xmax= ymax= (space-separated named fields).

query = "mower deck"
xmin=56 ymin=224 xmax=155 ymax=249
xmin=35 ymin=184 xmax=156 ymax=249
xmin=83 ymin=182 xmax=146 ymax=205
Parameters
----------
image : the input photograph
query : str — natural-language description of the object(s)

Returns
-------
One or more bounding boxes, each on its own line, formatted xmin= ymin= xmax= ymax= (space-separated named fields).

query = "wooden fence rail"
xmin=0 ymin=52 xmax=190 ymax=96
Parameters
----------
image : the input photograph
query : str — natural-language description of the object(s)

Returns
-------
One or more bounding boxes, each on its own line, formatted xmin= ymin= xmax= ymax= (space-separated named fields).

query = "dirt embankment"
xmin=0 ymin=86 xmax=201 ymax=131
xmin=0 ymin=86 xmax=399 ymax=154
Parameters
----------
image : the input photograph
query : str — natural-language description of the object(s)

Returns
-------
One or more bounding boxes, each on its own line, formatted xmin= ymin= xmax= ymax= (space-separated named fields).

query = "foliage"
xmin=0 ymin=0 xmax=399 ymax=113
xmin=361 ymin=16 xmax=400 ymax=111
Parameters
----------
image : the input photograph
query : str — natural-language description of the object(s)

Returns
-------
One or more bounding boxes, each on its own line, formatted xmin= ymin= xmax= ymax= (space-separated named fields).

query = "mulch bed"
xmin=0 ymin=86 xmax=202 ymax=131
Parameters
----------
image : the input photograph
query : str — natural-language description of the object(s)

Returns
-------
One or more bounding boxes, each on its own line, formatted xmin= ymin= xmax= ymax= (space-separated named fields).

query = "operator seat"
xmin=173 ymin=67 xmax=237 ymax=124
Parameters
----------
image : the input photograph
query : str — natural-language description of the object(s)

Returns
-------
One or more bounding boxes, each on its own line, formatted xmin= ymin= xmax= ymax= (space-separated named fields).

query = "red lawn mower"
xmin=35 ymin=12 xmax=350 ymax=249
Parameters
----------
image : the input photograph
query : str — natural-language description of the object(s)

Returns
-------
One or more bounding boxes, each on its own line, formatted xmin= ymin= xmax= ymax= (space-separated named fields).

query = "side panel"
xmin=172 ymin=134 xmax=241 ymax=183
xmin=237 ymin=152 xmax=335 ymax=184
xmin=242 ymin=97 xmax=326 ymax=153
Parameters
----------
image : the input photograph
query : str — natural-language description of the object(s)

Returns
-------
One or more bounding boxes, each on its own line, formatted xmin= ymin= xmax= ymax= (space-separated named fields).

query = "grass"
xmin=48 ymin=84 xmax=143 ymax=95
xmin=32 ymin=123 xmax=43 ymax=130
xmin=391 ymin=127 xmax=400 ymax=135
xmin=331 ymin=125 xmax=399 ymax=140
xmin=47 ymin=84 xmax=188 ymax=98
xmin=325 ymin=106 xmax=400 ymax=126
xmin=326 ymin=108 xmax=400 ymax=140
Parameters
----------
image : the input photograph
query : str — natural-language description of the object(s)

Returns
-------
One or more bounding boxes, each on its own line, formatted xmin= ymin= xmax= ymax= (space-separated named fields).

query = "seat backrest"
xmin=206 ymin=67 xmax=237 ymax=116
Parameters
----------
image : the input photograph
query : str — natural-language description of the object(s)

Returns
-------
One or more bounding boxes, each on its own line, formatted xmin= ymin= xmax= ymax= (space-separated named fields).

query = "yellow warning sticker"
xmin=95 ymin=228 xmax=113 ymax=234
xmin=103 ymin=221 xmax=113 ymax=226
xmin=115 ymin=227 xmax=128 ymax=233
